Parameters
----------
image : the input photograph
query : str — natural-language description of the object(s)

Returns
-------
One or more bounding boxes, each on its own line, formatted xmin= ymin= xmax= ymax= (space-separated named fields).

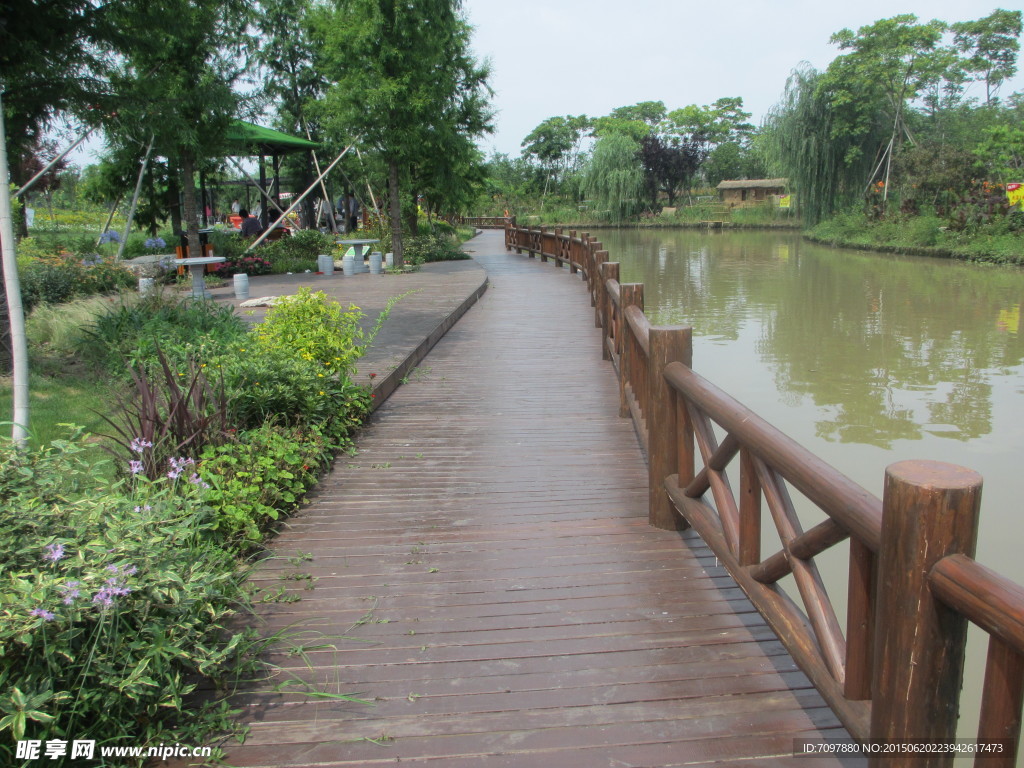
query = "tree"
xmin=590 ymin=103 xmax=659 ymax=143
xmin=314 ymin=0 xmax=492 ymax=266
xmin=953 ymin=10 xmax=1023 ymax=106
xmin=583 ymin=133 xmax=643 ymax=223
xmin=104 ymin=0 xmax=250 ymax=263
xmin=638 ymin=134 xmax=703 ymax=207
xmin=256 ymin=0 xmax=330 ymax=227
xmin=0 ymin=0 xmax=112 ymax=375
xmin=824 ymin=15 xmax=949 ymax=196
xmin=521 ymin=115 xmax=590 ymax=198
xmin=762 ymin=64 xmax=885 ymax=224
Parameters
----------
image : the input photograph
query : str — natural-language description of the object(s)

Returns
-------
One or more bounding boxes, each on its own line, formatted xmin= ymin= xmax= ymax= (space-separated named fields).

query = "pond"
xmin=599 ymin=227 xmax=1024 ymax=746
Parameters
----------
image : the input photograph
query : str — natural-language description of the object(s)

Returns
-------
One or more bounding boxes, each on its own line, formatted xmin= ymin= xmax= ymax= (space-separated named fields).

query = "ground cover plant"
xmin=0 ymin=286 xmax=384 ymax=763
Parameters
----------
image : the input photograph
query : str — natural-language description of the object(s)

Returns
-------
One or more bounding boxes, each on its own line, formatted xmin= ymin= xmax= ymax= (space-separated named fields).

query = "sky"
xmin=63 ymin=1 xmax=1023 ymax=168
xmin=463 ymin=0 xmax=1024 ymax=157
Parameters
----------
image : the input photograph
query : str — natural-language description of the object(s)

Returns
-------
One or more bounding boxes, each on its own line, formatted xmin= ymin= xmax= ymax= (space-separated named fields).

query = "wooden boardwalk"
xmin=223 ymin=232 xmax=861 ymax=767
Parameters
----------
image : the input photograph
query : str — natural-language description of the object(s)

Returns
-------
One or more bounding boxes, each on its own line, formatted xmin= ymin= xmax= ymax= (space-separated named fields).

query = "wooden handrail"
xmin=663 ymin=361 xmax=883 ymax=552
xmin=931 ymin=554 xmax=1024 ymax=650
xmin=503 ymin=221 xmax=1024 ymax=765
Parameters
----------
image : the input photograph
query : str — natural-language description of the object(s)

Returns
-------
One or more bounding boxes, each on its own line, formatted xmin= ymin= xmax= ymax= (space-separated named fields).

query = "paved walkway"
xmin=200 ymin=231 xmax=859 ymax=767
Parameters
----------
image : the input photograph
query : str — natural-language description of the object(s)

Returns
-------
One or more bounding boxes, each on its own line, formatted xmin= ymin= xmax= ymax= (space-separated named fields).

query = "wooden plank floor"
xmin=223 ymin=231 xmax=862 ymax=767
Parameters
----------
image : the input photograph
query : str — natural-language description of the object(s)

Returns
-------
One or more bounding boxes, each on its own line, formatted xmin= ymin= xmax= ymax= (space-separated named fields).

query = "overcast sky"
xmin=464 ymin=0 xmax=1024 ymax=157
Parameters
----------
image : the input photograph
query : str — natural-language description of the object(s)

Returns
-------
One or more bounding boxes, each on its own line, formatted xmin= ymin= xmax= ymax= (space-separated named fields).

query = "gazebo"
xmin=218 ymin=120 xmax=321 ymax=230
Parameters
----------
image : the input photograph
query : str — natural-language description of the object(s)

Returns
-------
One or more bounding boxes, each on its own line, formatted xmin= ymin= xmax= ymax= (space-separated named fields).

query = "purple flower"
xmin=60 ymin=582 xmax=81 ymax=605
xmin=43 ymin=543 xmax=65 ymax=563
xmin=128 ymin=460 xmax=144 ymax=475
xmin=188 ymin=472 xmax=210 ymax=489
xmin=167 ymin=456 xmax=195 ymax=480
xmin=133 ymin=505 xmax=152 ymax=513
xmin=30 ymin=608 xmax=56 ymax=622
xmin=130 ymin=437 xmax=153 ymax=453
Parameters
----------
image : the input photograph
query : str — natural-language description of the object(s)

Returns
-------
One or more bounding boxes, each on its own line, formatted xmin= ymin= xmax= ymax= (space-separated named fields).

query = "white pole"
xmin=115 ymin=135 xmax=154 ymax=261
xmin=302 ymin=122 xmax=337 ymax=234
xmin=246 ymin=142 xmax=355 ymax=251
xmin=0 ymin=92 xmax=31 ymax=447
xmin=226 ymin=156 xmax=290 ymax=219
xmin=14 ymin=124 xmax=94 ymax=199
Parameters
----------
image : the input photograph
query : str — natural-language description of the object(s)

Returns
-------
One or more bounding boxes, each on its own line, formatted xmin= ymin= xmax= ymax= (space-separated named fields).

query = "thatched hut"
xmin=716 ymin=178 xmax=788 ymax=207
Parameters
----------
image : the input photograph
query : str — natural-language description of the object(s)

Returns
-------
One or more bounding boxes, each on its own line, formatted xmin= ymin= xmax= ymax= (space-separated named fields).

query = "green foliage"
xmin=19 ymin=256 xmax=137 ymax=312
xmin=952 ymin=9 xmax=1023 ymax=106
xmin=81 ymin=295 xmax=248 ymax=374
xmin=218 ymin=348 xmax=366 ymax=432
xmin=0 ymin=435 xmax=254 ymax=764
xmin=584 ymin=134 xmax=644 ymax=223
xmin=313 ymin=0 xmax=492 ymax=264
xmin=255 ymin=287 xmax=366 ymax=377
xmin=974 ymin=124 xmax=1024 ymax=183
xmin=808 ymin=206 xmax=1024 ymax=263
xmin=257 ymin=229 xmax=335 ymax=274
xmin=762 ymin=64 xmax=885 ymax=225
xmin=199 ymin=423 xmax=336 ymax=543
xmin=403 ymin=233 xmax=469 ymax=265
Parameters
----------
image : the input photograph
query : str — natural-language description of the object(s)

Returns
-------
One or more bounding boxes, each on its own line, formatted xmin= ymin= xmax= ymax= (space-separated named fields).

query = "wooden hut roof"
xmin=716 ymin=178 xmax=788 ymax=190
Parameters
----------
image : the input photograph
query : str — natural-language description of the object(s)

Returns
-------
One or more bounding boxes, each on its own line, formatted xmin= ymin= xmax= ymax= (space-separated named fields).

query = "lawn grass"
xmin=0 ymin=371 xmax=115 ymax=466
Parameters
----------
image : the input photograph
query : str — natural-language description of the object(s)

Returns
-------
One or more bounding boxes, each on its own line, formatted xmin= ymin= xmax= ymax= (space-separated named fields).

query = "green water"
xmin=600 ymin=227 xmax=1024 ymax=749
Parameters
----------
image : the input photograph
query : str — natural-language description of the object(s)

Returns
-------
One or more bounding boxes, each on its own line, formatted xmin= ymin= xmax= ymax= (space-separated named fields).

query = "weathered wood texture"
xmin=215 ymin=232 xmax=861 ymax=767
xmin=506 ymin=222 xmax=1024 ymax=765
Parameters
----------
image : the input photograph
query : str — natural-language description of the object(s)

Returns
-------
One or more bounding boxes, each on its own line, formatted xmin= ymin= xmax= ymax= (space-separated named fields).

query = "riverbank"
xmin=805 ymin=211 xmax=1024 ymax=265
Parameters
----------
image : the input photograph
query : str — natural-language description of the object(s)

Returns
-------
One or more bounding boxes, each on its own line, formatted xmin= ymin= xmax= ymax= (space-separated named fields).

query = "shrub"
xmin=81 ymin=295 xmax=248 ymax=373
xmin=402 ymin=232 xmax=469 ymax=265
xmin=214 ymin=254 xmax=272 ymax=277
xmin=98 ymin=348 xmax=232 ymax=481
xmin=19 ymin=255 xmax=137 ymax=312
xmin=0 ymin=435 xmax=254 ymax=765
xmin=199 ymin=423 xmax=336 ymax=544
xmin=254 ymin=287 xmax=366 ymax=377
xmin=219 ymin=347 xmax=366 ymax=432
xmin=258 ymin=229 xmax=335 ymax=274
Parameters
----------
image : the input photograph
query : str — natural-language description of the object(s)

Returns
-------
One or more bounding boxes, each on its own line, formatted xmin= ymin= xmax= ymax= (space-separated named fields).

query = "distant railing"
xmin=450 ymin=216 xmax=511 ymax=229
xmin=505 ymin=221 xmax=1024 ymax=767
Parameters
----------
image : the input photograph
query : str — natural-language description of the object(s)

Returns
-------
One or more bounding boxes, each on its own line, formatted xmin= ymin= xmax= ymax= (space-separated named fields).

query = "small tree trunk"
xmin=405 ymin=188 xmax=418 ymax=236
xmin=181 ymin=152 xmax=202 ymax=261
xmin=388 ymin=157 xmax=404 ymax=267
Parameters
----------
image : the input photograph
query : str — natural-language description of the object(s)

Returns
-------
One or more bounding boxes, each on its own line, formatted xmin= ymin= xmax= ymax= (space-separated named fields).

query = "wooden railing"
xmin=505 ymin=222 xmax=1024 ymax=767
xmin=450 ymin=215 xmax=512 ymax=229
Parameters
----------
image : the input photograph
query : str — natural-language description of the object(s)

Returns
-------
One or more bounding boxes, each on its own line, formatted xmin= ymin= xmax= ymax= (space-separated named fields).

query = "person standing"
xmin=346 ymin=192 xmax=359 ymax=233
xmin=231 ymin=198 xmax=241 ymax=215
xmin=336 ymin=195 xmax=347 ymax=232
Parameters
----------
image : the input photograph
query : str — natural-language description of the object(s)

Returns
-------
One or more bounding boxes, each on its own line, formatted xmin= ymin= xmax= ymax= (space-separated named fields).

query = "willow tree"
xmin=584 ymin=133 xmax=643 ymax=224
xmin=313 ymin=0 xmax=492 ymax=266
xmin=762 ymin=65 xmax=885 ymax=225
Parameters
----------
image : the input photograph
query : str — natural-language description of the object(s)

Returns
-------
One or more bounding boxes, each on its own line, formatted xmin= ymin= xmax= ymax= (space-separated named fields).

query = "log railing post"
xmin=648 ymin=326 xmax=693 ymax=530
xmin=593 ymin=250 xmax=608 ymax=327
xmin=539 ymin=227 xmax=548 ymax=262
xmin=601 ymin=262 xmax=619 ymax=362
xmin=619 ymin=284 xmax=643 ymax=419
xmin=869 ymin=460 xmax=982 ymax=766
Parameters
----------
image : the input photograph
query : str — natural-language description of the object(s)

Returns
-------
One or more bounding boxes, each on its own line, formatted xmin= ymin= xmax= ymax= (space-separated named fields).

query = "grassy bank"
xmin=806 ymin=211 xmax=1024 ymax=265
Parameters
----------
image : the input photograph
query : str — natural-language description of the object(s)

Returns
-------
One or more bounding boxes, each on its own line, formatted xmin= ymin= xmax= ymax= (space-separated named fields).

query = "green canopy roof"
xmin=224 ymin=120 xmax=320 ymax=155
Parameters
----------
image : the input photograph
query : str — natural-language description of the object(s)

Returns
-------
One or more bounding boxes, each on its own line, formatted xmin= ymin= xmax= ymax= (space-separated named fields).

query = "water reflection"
xmin=601 ymin=229 xmax=1024 ymax=449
